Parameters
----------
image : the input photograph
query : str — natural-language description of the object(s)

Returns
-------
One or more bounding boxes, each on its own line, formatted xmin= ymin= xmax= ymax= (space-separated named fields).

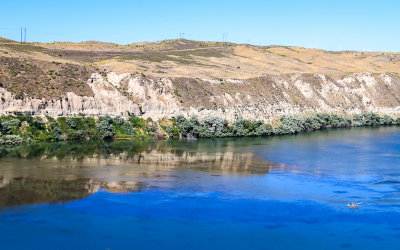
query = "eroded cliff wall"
xmin=1 ymin=71 xmax=400 ymax=121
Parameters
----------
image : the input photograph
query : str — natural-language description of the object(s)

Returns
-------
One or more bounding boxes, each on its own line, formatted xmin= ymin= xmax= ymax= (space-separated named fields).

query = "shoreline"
xmin=0 ymin=112 xmax=398 ymax=146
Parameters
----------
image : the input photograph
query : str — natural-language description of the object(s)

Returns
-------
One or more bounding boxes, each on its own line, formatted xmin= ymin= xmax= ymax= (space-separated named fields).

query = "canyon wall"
xmin=1 ymin=71 xmax=400 ymax=121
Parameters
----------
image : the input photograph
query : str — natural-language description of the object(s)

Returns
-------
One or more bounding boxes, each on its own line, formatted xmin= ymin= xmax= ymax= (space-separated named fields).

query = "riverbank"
xmin=0 ymin=112 xmax=398 ymax=145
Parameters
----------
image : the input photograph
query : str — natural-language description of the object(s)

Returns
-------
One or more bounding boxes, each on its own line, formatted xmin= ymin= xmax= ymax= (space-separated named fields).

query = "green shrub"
xmin=176 ymin=115 xmax=197 ymax=137
xmin=97 ymin=116 xmax=115 ymax=139
xmin=114 ymin=116 xmax=124 ymax=125
xmin=0 ymin=112 xmax=397 ymax=145
xmin=274 ymin=115 xmax=305 ymax=134
xmin=3 ymin=135 xmax=23 ymax=145
xmin=102 ymin=114 xmax=112 ymax=124
xmin=166 ymin=125 xmax=174 ymax=137
xmin=353 ymin=114 xmax=364 ymax=126
xmin=363 ymin=112 xmax=381 ymax=126
xmin=1 ymin=118 xmax=21 ymax=135
xmin=32 ymin=118 xmax=44 ymax=130
xmin=231 ymin=117 xmax=249 ymax=136
xmin=254 ymin=123 xmax=272 ymax=136
xmin=330 ymin=114 xmax=351 ymax=128
xmin=52 ymin=125 xmax=64 ymax=141
xmin=66 ymin=129 xmax=84 ymax=140
xmin=123 ymin=120 xmax=136 ymax=136
xmin=198 ymin=116 xmax=229 ymax=138
xmin=381 ymin=115 xmax=393 ymax=125
xmin=66 ymin=117 xmax=76 ymax=129
xmin=129 ymin=116 xmax=147 ymax=128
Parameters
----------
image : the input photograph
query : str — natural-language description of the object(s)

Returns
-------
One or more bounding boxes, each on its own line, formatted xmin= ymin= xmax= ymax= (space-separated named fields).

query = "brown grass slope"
xmin=1 ymin=37 xmax=400 ymax=99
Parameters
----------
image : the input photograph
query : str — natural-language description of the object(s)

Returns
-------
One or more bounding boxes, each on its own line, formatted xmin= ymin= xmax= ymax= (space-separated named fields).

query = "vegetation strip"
xmin=0 ymin=112 xmax=396 ymax=145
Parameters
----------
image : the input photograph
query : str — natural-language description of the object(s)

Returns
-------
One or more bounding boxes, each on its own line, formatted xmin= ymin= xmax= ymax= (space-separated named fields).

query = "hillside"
xmin=1 ymin=37 xmax=400 ymax=121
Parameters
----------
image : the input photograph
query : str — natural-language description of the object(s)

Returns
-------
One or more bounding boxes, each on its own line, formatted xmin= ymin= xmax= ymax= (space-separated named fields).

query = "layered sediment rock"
xmin=1 ymin=72 xmax=400 ymax=121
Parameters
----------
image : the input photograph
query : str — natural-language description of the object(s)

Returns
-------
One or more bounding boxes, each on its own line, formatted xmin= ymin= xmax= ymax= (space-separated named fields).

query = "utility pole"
xmin=179 ymin=32 xmax=185 ymax=40
xmin=222 ymin=33 xmax=228 ymax=43
xmin=20 ymin=27 xmax=22 ymax=44
xmin=24 ymin=27 xmax=26 ymax=42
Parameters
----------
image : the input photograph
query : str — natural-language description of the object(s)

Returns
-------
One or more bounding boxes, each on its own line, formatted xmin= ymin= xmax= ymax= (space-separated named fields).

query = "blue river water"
xmin=1 ymin=126 xmax=400 ymax=249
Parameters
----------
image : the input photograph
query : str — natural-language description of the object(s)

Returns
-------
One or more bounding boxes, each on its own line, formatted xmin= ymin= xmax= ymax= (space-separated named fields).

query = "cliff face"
xmin=2 ymin=38 xmax=400 ymax=121
xmin=1 ymin=71 xmax=400 ymax=121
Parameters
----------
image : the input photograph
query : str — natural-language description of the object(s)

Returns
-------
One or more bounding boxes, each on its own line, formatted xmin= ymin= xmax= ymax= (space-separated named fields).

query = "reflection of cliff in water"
xmin=0 ymin=139 xmax=282 ymax=175
xmin=0 ymin=176 xmax=148 ymax=207
xmin=0 ymin=139 xmax=286 ymax=206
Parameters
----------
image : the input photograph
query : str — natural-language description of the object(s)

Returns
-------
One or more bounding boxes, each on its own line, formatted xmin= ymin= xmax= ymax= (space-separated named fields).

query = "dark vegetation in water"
xmin=0 ymin=140 xmax=161 ymax=159
xmin=0 ymin=111 xmax=398 ymax=145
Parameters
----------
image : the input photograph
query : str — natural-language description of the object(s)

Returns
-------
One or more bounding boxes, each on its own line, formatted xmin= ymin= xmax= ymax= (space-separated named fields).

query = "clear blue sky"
xmin=0 ymin=0 xmax=399 ymax=51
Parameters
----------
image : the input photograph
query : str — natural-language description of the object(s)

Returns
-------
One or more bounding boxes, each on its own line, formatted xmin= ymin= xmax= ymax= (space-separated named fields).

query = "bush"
xmin=123 ymin=120 xmax=136 ymax=136
xmin=254 ymin=123 xmax=272 ymax=136
xmin=3 ymin=135 xmax=23 ymax=145
xmin=114 ymin=116 xmax=124 ymax=125
xmin=330 ymin=114 xmax=351 ymax=128
xmin=0 ymin=112 xmax=397 ymax=145
xmin=304 ymin=113 xmax=331 ymax=130
xmin=97 ymin=117 xmax=115 ymax=139
xmin=381 ymin=115 xmax=393 ymax=125
xmin=66 ymin=118 xmax=76 ymax=129
xmin=352 ymin=114 xmax=364 ymax=126
xmin=32 ymin=118 xmax=44 ymax=130
xmin=102 ymin=114 xmax=113 ymax=124
xmin=274 ymin=115 xmax=306 ymax=134
xmin=231 ymin=117 xmax=249 ymax=136
xmin=198 ymin=116 xmax=229 ymax=138
xmin=52 ymin=125 xmax=64 ymax=141
xmin=363 ymin=112 xmax=381 ymax=126
xmin=1 ymin=118 xmax=21 ymax=135
xmin=166 ymin=125 xmax=174 ymax=137
xmin=176 ymin=115 xmax=198 ymax=137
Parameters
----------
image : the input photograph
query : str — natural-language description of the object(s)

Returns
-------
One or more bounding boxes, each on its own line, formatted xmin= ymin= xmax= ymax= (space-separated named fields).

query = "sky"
xmin=0 ymin=0 xmax=399 ymax=52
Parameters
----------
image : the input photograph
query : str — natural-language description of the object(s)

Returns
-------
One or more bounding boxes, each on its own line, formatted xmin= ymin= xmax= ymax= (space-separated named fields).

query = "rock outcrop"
xmin=1 ymin=71 xmax=400 ymax=121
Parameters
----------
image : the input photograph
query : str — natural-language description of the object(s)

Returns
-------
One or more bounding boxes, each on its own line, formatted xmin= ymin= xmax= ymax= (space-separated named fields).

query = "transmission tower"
xmin=222 ymin=33 xmax=228 ymax=43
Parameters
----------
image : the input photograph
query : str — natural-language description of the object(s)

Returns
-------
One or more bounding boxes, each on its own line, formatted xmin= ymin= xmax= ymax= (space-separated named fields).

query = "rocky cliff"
xmin=1 ymin=38 xmax=400 ymax=121
xmin=1 ymin=71 xmax=400 ymax=122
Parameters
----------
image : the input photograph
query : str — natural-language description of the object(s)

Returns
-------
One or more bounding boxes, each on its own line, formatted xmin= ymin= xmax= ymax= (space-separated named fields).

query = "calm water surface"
xmin=1 ymin=127 xmax=400 ymax=249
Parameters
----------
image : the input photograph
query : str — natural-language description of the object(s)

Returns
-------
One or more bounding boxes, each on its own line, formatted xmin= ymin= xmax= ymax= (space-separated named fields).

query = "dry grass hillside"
xmin=1 ymin=37 xmax=400 ymax=81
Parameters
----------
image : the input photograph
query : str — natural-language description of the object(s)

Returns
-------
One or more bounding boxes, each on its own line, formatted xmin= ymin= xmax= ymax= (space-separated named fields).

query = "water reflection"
xmin=0 ymin=176 xmax=91 ymax=206
xmin=0 ymin=139 xmax=279 ymax=206
xmin=2 ymin=126 xmax=396 ymax=207
xmin=0 ymin=174 xmax=149 ymax=207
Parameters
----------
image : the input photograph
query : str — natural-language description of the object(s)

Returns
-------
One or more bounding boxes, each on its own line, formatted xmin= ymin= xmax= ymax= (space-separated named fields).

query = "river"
xmin=1 ymin=126 xmax=400 ymax=249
